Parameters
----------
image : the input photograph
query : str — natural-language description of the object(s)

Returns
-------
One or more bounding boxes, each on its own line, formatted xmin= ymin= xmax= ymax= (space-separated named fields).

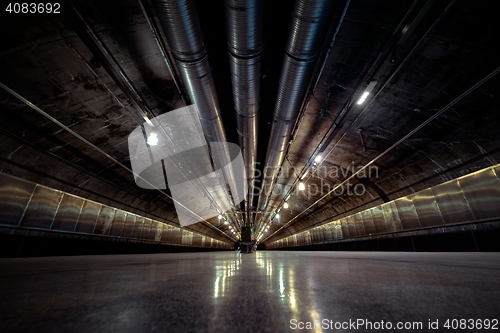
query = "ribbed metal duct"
xmin=155 ymin=0 xmax=224 ymax=142
xmin=154 ymin=0 xmax=243 ymax=221
xmin=257 ymin=0 xmax=335 ymax=213
xmin=224 ymin=0 xmax=263 ymax=224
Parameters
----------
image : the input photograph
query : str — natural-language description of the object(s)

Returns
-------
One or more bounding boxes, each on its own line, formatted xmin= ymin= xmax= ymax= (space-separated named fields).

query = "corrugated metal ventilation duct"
xmin=256 ymin=0 xmax=336 ymax=215
xmin=224 ymin=0 xmax=263 ymax=224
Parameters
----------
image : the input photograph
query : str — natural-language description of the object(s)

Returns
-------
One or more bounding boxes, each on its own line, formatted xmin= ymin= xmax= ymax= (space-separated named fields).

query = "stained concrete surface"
xmin=0 ymin=251 xmax=499 ymax=332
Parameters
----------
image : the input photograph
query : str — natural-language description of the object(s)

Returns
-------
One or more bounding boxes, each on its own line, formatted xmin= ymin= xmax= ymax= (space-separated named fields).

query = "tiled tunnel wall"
xmin=266 ymin=164 xmax=500 ymax=249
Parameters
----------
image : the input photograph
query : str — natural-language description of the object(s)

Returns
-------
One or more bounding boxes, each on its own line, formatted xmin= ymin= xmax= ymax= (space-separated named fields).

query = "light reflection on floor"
xmin=1 ymin=251 xmax=499 ymax=332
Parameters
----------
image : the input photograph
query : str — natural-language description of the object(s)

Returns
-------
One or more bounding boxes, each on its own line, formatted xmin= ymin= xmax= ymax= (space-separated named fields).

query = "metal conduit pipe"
xmin=224 ymin=0 xmax=263 ymax=225
xmin=154 ymin=0 xmax=243 ymax=224
xmin=256 ymin=0 xmax=335 ymax=213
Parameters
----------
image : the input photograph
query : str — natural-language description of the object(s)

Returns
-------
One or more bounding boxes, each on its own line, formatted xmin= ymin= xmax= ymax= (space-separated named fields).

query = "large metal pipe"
xmin=154 ymin=0 xmax=244 ymax=224
xmin=155 ymin=0 xmax=225 ymax=143
xmin=138 ymin=0 xmax=190 ymax=106
xmin=224 ymin=0 xmax=263 ymax=224
xmin=256 ymin=0 xmax=335 ymax=213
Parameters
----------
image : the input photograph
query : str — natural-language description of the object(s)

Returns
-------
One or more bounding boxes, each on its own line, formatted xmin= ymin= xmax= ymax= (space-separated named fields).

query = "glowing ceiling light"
xmin=218 ymin=214 xmax=222 ymax=219
xmin=283 ymin=202 xmax=289 ymax=209
xmin=224 ymin=221 xmax=229 ymax=225
xmin=356 ymin=81 xmax=377 ymax=106
xmin=276 ymin=213 xmax=280 ymax=219
xmin=147 ymin=132 xmax=158 ymax=146
xmin=356 ymin=91 xmax=370 ymax=105
xmin=314 ymin=155 xmax=322 ymax=163
xmin=298 ymin=182 xmax=305 ymax=191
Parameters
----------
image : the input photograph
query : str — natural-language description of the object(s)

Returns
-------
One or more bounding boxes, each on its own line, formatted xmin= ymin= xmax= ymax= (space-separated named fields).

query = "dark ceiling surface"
xmin=1 ymin=0 xmax=499 ymax=245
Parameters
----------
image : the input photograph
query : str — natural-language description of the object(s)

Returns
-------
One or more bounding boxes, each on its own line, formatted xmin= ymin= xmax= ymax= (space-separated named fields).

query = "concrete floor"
xmin=1 ymin=251 xmax=499 ymax=332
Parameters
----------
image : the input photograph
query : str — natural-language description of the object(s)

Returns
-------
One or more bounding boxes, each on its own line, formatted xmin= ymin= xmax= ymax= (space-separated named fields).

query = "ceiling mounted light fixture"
xmin=283 ymin=202 xmax=289 ymax=209
xmin=147 ymin=132 xmax=158 ymax=146
xmin=314 ymin=155 xmax=322 ymax=163
xmin=356 ymin=91 xmax=370 ymax=105
xmin=298 ymin=182 xmax=305 ymax=191
xmin=356 ymin=80 xmax=377 ymax=105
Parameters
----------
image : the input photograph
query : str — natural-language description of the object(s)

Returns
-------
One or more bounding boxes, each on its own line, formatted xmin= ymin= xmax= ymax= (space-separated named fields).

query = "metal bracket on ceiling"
xmin=357 ymin=128 xmax=378 ymax=152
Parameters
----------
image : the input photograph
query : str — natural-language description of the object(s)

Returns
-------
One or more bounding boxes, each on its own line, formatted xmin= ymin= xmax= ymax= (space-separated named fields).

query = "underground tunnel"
xmin=1 ymin=0 xmax=499 ymax=332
